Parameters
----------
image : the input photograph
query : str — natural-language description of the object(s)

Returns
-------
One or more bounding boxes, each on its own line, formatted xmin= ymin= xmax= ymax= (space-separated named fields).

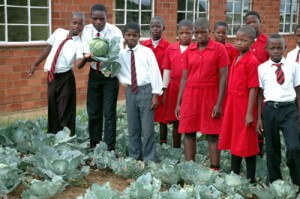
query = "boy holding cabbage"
xmin=79 ymin=4 xmax=123 ymax=150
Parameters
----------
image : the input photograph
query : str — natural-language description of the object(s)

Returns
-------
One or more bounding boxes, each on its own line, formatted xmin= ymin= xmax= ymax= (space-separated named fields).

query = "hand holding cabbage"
xmin=89 ymin=36 xmax=121 ymax=77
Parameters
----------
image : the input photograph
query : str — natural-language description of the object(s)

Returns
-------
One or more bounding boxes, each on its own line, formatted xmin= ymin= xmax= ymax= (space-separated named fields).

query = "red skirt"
xmin=178 ymin=85 xmax=223 ymax=134
xmin=154 ymin=95 xmax=168 ymax=123
xmin=218 ymin=93 xmax=259 ymax=157
xmin=163 ymin=80 xmax=180 ymax=122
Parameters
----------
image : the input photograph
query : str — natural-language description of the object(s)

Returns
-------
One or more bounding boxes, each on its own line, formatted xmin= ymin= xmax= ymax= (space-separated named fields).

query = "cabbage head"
xmin=90 ymin=38 xmax=109 ymax=57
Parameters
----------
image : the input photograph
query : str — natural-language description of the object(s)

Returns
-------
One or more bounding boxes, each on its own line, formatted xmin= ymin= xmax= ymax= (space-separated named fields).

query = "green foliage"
xmin=90 ymin=37 xmax=121 ymax=77
xmin=0 ymin=163 xmax=21 ymax=196
xmin=21 ymin=176 xmax=67 ymax=199
xmin=77 ymin=183 xmax=120 ymax=199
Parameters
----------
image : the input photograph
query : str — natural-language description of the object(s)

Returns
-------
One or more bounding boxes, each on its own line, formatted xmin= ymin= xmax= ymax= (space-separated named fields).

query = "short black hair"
xmin=294 ymin=24 xmax=300 ymax=34
xmin=267 ymin=33 xmax=285 ymax=46
xmin=194 ymin=18 xmax=210 ymax=30
xmin=245 ymin=11 xmax=261 ymax=21
xmin=214 ymin=21 xmax=228 ymax=31
xmin=124 ymin=22 xmax=140 ymax=34
xmin=237 ymin=25 xmax=256 ymax=40
xmin=178 ymin=19 xmax=193 ymax=30
xmin=91 ymin=4 xmax=107 ymax=15
xmin=151 ymin=16 xmax=165 ymax=27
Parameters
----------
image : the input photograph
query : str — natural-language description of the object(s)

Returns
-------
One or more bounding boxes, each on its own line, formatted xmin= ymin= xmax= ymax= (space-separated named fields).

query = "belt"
xmin=266 ymin=101 xmax=295 ymax=108
xmin=54 ymin=69 xmax=73 ymax=77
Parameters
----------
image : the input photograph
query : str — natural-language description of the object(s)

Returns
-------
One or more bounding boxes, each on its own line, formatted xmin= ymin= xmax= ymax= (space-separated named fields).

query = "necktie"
xmin=130 ymin=50 xmax=138 ymax=94
xmin=96 ymin=32 xmax=101 ymax=74
xmin=273 ymin=63 xmax=284 ymax=85
xmin=48 ymin=36 xmax=72 ymax=83
xmin=296 ymin=50 xmax=300 ymax=63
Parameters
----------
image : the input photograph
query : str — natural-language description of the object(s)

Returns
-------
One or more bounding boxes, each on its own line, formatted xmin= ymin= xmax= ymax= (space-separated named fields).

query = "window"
xmin=0 ymin=0 xmax=51 ymax=43
xmin=280 ymin=0 xmax=299 ymax=33
xmin=177 ymin=0 xmax=209 ymax=24
xmin=113 ymin=0 xmax=154 ymax=37
xmin=226 ymin=0 xmax=251 ymax=36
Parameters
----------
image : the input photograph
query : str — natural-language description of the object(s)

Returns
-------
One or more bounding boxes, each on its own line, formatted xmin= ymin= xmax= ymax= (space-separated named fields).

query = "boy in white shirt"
xmin=257 ymin=33 xmax=300 ymax=188
xmin=117 ymin=22 xmax=163 ymax=162
xmin=28 ymin=12 xmax=85 ymax=136
xmin=79 ymin=4 xmax=123 ymax=150
xmin=287 ymin=24 xmax=300 ymax=63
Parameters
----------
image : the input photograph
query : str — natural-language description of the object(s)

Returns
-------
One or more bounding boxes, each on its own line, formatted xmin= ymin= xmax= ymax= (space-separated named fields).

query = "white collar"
xmin=126 ymin=43 xmax=140 ymax=52
xmin=92 ymin=23 xmax=108 ymax=37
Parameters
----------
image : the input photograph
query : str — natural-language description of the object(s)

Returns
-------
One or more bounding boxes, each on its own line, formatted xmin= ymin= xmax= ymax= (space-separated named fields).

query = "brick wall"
xmin=0 ymin=0 xmax=298 ymax=113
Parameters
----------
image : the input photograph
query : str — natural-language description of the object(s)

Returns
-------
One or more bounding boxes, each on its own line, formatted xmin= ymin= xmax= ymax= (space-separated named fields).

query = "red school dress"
xmin=224 ymin=42 xmax=238 ymax=72
xmin=250 ymin=33 xmax=269 ymax=64
xmin=218 ymin=51 xmax=260 ymax=157
xmin=178 ymin=39 xmax=229 ymax=134
xmin=162 ymin=42 xmax=190 ymax=122
xmin=142 ymin=37 xmax=171 ymax=123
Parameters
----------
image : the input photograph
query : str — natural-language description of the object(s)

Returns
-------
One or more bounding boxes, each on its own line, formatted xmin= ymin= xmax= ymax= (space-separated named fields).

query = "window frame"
xmin=0 ymin=0 xmax=51 ymax=46
xmin=177 ymin=0 xmax=210 ymax=24
xmin=279 ymin=0 xmax=299 ymax=34
xmin=113 ymin=0 xmax=155 ymax=38
xmin=226 ymin=0 xmax=252 ymax=37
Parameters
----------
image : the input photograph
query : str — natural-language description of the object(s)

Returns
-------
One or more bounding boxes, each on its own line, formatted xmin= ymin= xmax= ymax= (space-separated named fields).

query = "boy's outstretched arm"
xmin=212 ymin=66 xmax=228 ymax=118
xmin=28 ymin=45 xmax=52 ymax=76
xmin=175 ymin=69 xmax=188 ymax=119
xmin=256 ymin=88 xmax=264 ymax=135
xmin=75 ymin=53 xmax=91 ymax=69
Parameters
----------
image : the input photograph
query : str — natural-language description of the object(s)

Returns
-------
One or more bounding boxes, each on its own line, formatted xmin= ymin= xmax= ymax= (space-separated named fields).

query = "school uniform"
xmin=44 ymin=28 xmax=83 ymax=135
xmin=162 ymin=42 xmax=189 ymax=122
xmin=219 ymin=51 xmax=260 ymax=157
xmin=178 ymin=39 xmax=229 ymax=134
xmin=287 ymin=45 xmax=300 ymax=63
xmin=258 ymin=57 xmax=300 ymax=186
xmin=224 ymin=42 xmax=238 ymax=70
xmin=82 ymin=23 xmax=123 ymax=150
xmin=117 ymin=43 xmax=163 ymax=162
xmin=142 ymin=37 xmax=171 ymax=124
xmin=250 ymin=33 xmax=269 ymax=64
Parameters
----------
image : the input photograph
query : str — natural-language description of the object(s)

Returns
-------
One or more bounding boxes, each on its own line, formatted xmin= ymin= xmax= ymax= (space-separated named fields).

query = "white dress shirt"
xmin=117 ymin=44 xmax=163 ymax=95
xmin=81 ymin=23 xmax=123 ymax=70
xmin=287 ymin=45 xmax=300 ymax=63
xmin=258 ymin=57 xmax=300 ymax=102
xmin=44 ymin=28 xmax=83 ymax=73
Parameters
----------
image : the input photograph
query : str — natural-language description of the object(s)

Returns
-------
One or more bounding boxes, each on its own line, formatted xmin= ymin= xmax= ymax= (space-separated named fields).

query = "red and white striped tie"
xmin=130 ymin=50 xmax=138 ymax=94
xmin=273 ymin=63 xmax=284 ymax=85
xmin=48 ymin=36 xmax=72 ymax=83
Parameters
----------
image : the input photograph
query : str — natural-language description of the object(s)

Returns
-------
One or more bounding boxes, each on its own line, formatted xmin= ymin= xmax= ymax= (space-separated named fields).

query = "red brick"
xmin=12 ymin=95 xmax=27 ymax=103
xmin=14 ymin=79 xmax=28 ymax=87
xmin=0 ymin=81 xmax=13 ymax=89
xmin=21 ymin=101 xmax=35 ymax=110
xmin=0 ymin=96 xmax=13 ymax=104
xmin=6 ymin=103 xmax=22 ymax=112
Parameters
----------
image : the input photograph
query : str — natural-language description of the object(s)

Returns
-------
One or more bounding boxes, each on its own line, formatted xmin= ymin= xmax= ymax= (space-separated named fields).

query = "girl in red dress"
xmin=218 ymin=25 xmax=259 ymax=183
xmin=175 ymin=18 xmax=229 ymax=170
xmin=142 ymin=16 xmax=171 ymax=145
xmin=161 ymin=19 xmax=193 ymax=148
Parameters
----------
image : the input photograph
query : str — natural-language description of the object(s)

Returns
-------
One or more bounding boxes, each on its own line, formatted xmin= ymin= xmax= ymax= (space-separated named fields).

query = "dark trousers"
xmin=87 ymin=67 xmax=119 ymax=150
xmin=263 ymin=101 xmax=300 ymax=186
xmin=48 ymin=70 xmax=76 ymax=135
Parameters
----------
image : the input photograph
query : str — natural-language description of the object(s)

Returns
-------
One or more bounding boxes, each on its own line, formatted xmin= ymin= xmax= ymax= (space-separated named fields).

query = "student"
xmin=28 ymin=12 xmax=84 ymax=136
xmin=213 ymin=21 xmax=238 ymax=68
xmin=257 ymin=33 xmax=300 ymax=187
xmin=218 ymin=25 xmax=259 ymax=183
xmin=80 ymin=4 xmax=123 ymax=150
xmin=245 ymin=11 xmax=269 ymax=64
xmin=175 ymin=18 xmax=229 ymax=170
xmin=287 ymin=24 xmax=300 ymax=63
xmin=161 ymin=19 xmax=193 ymax=148
xmin=117 ymin=22 xmax=163 ymax=162
xmin=245 ymin=10 xmax=268 ymax=156
xmin=142 ymin=16 xmax=171 ymax=145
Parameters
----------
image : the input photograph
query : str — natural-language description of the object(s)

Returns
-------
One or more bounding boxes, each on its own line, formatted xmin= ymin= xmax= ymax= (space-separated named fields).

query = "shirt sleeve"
xmin=46 ymin=29 xmax=58 ymax=46
xmin=258 ymin=65 xmax=264 ymax=89
xmin=247 ymin=59 xmax=259 ymax=88
xmin=81 ymin=27 xmax=90 ymax=54
xmin=162 ymin=47 xmax=171 ymax=70
xmin=217 ymin=44 xmax=230 ymax=68
xmin=293 ymin=63 xmax=300 ymax=87
xmin=148 ymin=50 xmax=163 ymax=95
xmin=75 ymin=41 xmax=84 ymax=59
